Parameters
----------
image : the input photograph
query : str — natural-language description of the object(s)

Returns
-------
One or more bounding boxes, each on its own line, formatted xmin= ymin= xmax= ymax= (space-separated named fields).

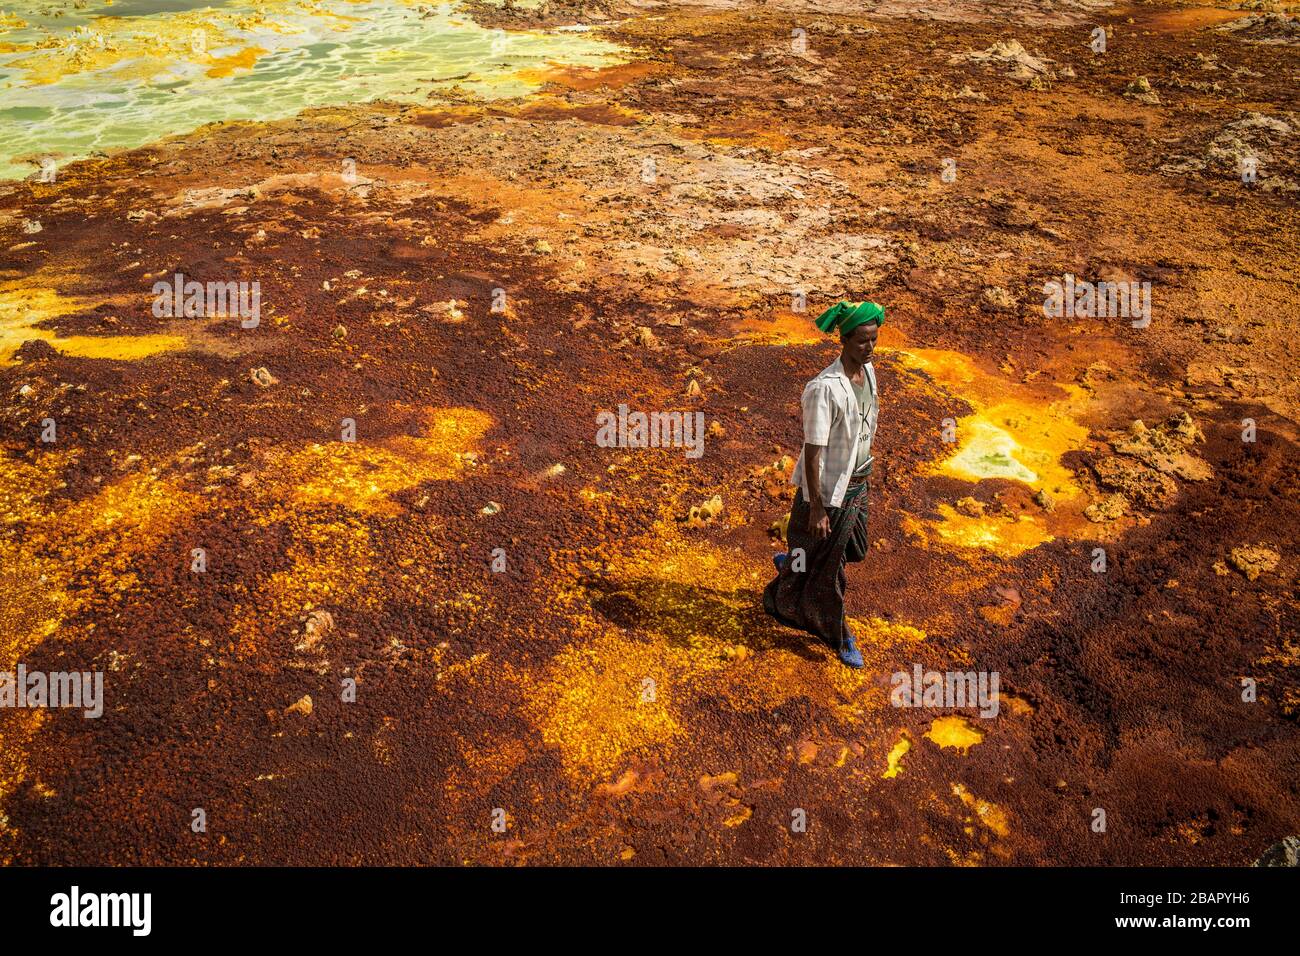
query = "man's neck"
xmin=840 ymin=352 xmax=866 ymax=380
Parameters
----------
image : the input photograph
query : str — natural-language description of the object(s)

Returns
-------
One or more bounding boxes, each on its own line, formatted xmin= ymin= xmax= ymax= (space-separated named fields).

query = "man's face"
xmin=842 ymin=322 xmax=879 ymax=363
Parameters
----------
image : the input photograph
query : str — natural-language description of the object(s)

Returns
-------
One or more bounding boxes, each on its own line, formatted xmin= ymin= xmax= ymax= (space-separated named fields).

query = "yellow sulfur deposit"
xmin=0 ymin=284 xmax=186 ymax=365
xmin=952 ymin=782 xmax=1011 ymax=838
xmin=255 ymin=408 xmax=494 ymax=515
xmin=733 ymin=309 xmax=825 ymax=346
xmin=925 ymin=715 xmax=985 ymax=754
xmin=520 ymin=520 xmax=938 ymax=782
xmin=896 ymin=347 xmax=1089 ymax=500
xmin=902 ymin=503 xmax=1058 ymax=558
xmin=0 ymin=0 xmax=631 ymax=180
xmin=892 ymin=346 xmax=1091 ymax=557
xmin=229 ymin=510 xmax=380 ymax=650
xmin=883 ymin=734 xmax=911 ymax=779
xmin=526 ymin=628 xmax=684 ymax=781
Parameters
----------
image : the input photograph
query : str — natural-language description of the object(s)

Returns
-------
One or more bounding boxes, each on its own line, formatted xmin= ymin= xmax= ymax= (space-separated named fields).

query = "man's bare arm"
xmin=803 ymin=442 xmax=831 ymax=541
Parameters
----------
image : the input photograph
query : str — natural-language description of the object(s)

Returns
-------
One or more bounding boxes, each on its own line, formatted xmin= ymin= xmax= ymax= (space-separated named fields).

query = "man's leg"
xmin=836 ymin=487 xmax=870 ymax=668
xmin=765 ymin=486 xmax=868 ymax=668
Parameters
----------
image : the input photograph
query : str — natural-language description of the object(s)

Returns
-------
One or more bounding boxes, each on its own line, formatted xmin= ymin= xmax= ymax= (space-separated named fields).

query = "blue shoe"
xmin=837 ymin=634 xmax=864 ymax=669
xmin=773 ymin=552 xmax=787 ymax=572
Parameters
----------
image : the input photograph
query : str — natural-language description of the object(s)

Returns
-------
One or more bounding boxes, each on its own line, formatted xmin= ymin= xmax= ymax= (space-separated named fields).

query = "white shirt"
xmin=791 ymin=357 xmax=878 ymax=508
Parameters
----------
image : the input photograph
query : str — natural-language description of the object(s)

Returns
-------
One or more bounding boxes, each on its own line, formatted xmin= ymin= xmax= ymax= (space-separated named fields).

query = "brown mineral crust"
xmin=0 ymin=1 xmax=1297 ymax=866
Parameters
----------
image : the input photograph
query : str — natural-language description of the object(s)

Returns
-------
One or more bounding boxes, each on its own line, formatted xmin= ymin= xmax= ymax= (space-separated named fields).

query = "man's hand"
xmin=808 ymin=499 xmax=831 ymax=541
xmin=802 ymin=442 xmax=831 ymax=541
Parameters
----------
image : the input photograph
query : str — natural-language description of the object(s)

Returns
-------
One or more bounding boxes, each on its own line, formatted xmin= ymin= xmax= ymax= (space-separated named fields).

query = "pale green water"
xmin=0 ymin=0 xmax=625 ymax=180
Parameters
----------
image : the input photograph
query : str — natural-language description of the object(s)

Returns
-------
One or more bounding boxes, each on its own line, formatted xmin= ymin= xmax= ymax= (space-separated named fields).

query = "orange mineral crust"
xmin=0 ymin=0 xmax=1296 ymax=866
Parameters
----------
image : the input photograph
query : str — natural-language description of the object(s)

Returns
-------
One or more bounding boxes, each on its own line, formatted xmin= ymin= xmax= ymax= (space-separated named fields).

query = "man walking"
xmin=763 ymin=300 xmax=883 ymax=668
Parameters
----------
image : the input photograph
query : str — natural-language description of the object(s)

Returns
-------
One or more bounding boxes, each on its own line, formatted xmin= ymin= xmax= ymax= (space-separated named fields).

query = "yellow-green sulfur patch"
xmin=0 ymin=0 xmax=629 ymax=180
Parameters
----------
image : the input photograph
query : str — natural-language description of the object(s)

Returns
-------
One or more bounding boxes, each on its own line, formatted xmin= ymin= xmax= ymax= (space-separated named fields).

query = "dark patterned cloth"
xmin=762 ymin=477 xmax=870 ymax=650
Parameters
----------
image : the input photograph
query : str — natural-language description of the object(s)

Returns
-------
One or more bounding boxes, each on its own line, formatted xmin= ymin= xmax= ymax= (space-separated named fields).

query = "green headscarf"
xmin=814 ymin=300 xmax=885 ymax=337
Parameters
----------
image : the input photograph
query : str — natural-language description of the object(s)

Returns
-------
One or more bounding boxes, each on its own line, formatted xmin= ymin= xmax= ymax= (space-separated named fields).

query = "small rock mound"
xmin=953 ymin=40 xmax=1055 ymax=82
xmin=1227 ymin=544 xmax=1280 ymax=582
xmin=1160 ymin=110 xmax=1298 ymax=192
xmin=750 ymin=454 xmax=795 ymax=500
xmin=1254 ymin=835 xmax=1300 ymax=866
xmin=1085 ymin=413 xmax=1212 ymax=522
xmin=1124 ymin=76 xmax=1160 ymax=106
xmin=685 ymin=494 xmax=723 ymax=529
xmin=249 ymin=367 xmax=277 ymax=388
xmin=1111 ymin=412 xmax=1212 ymax=481
xmin=1218 ymin=12 xmax=1300 ymax=46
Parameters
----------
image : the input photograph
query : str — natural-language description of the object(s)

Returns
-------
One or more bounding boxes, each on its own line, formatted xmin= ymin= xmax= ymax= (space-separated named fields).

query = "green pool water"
xmin=0 ymin=0 xmax=626 ymax=180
